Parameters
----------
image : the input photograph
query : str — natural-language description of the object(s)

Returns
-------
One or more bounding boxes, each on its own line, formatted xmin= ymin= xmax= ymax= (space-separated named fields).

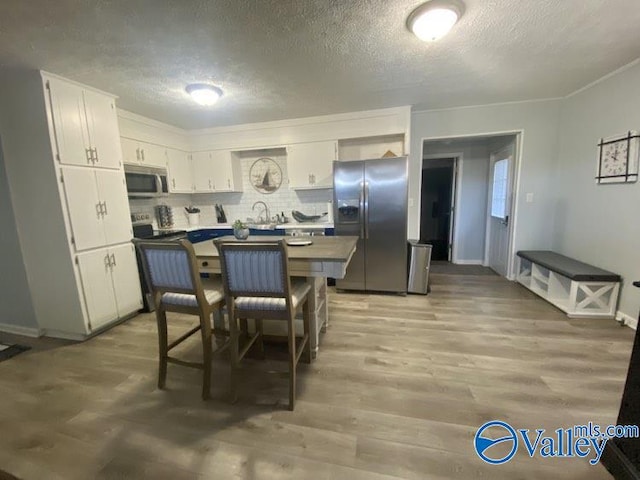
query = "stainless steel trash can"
xmin=407 ymin=240 xmax=432 ymax=294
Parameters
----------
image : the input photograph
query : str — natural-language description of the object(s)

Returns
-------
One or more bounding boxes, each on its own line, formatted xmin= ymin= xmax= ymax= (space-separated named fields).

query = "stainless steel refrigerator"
xmin=333 ymin=157 xmax=408 ymax=293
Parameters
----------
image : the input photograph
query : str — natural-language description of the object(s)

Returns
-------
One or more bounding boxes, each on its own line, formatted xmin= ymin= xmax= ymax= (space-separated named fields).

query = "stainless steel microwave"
xmin=124 ymin=165 xmax=169 ymax=198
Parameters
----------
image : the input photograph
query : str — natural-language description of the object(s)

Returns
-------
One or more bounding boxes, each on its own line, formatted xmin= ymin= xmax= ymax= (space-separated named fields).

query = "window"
xmin=491 ymin=158 xmax=509 ymax=219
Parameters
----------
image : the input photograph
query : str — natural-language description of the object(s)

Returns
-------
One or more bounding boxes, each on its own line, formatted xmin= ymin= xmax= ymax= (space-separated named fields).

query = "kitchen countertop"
xmin=158 ymin=222 xmax=334 ymax=232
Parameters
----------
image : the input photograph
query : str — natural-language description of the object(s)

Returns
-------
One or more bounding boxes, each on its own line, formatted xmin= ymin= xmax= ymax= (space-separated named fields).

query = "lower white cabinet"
xmin=77 ymin=243 xmax=142 ymax=331
xmin=167 ymin=148 xmax=193 ymax=193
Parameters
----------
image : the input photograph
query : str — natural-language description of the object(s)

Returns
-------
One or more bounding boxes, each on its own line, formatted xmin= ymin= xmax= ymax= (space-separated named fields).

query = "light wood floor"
xmin=0 ymin=270 xmax=634 ymax=479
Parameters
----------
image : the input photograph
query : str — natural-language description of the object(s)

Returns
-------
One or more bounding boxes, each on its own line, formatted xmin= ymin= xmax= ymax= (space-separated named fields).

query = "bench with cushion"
xmin=516 ymin=250 xmax=621 ymax=318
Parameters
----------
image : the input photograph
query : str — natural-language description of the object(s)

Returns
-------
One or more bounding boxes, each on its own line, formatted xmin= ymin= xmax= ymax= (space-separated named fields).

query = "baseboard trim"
xmin=453 ymin=259 xmax=484 ymax=265
xmin=617 ymin=311 xmax=638 ymax=330
xmin=0 ymin=322 xmax=41 ymax=338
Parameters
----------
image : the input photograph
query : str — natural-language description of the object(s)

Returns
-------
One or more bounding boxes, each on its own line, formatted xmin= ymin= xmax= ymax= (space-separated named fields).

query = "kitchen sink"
xmin=248 ymin=223 xmax=277 ymax=230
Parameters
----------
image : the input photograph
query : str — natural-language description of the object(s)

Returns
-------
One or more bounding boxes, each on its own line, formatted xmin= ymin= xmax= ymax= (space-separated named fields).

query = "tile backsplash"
xmin=129 ymin=153 xmax=332 ymax=229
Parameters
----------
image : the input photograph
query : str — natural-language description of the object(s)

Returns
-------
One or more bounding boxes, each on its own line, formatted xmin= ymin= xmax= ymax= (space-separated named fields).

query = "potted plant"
xmin=184 ymin=206 xmax=201 ymax=227
xmin=232 ymin=219 xmax=250 ymax=240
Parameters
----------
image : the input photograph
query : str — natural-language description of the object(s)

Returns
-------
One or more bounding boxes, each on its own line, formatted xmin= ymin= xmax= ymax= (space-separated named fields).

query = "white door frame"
xmin=421 ymin=154 xmax=462 ymax=263
xmin=419 ymin=130 xmax=524 ymax=279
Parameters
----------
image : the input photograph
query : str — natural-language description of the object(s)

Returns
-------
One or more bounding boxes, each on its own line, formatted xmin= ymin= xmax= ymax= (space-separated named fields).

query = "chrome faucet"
xmin=252 ymin=201 xmax=270 ymax=224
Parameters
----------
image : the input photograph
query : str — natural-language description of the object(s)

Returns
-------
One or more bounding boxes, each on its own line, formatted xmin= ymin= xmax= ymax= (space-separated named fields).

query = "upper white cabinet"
xmin=166 ymin=148 xmax=193 ymax=193
xmin=337 ymin=134 xmax=405 ymax=161
xmin=61 ymin=167 xmax=132 ymax=251
xmin=47 ymin=77 xmax=122 ymax=169
xmin=286 ymin=141 xmax=337 ymax=189
xmin=191 ymin=150 xmax=242 ymax=193
xmin=212 ymin=150 xmax=243 ymax=192
xmin=192 ymin=151 xmax=214 ymax=192
xmin=121 ymin=138 xmax=167 ymax=168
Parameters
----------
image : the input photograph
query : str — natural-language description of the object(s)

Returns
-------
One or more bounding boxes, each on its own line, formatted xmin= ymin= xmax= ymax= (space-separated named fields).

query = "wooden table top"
xmin=192 ymin=235 xmax=358 ymax=263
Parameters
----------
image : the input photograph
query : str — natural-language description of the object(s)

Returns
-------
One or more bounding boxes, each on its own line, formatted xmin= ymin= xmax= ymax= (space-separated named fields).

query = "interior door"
xmin=47 ymin=78 xmax=92 ymax=167
xmin=109 ymin=244 xmax=143 ymax=317
xmin=97 ymin=170 xmax=133 ymax=246
xmin=77 ymin=248 xmax=117 ymax=330
xmin=83 ymin=89 xmax=122 ymax=169
xmin=487 ymin=144 xmax=515 ymax=277
xmin=448 ymin=159 xmax=458 ymax=262
xmin=334 ymin=160 xmax=366 ymax=290
xmin=61 ymin=167 xmax=106 ymax=251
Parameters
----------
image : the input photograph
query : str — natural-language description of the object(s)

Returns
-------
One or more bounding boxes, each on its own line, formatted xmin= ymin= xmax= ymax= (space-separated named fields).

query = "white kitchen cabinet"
xmin=191 ymin=150 xmax=243 ymax=193
xmin=287 ymin=141 xmax=337 ymax=189
xmin=47 ymin=77 xmax=122 ymax=169
xmin=97 ymin=170 xmax=134 ymax=246
xmin=192 ymin=151 xmax=214 ymax=192
xmin=212 ymin=150 xmax=243 ymax=192
xmin=109 ymin=244 xmax=143 ymax=317
xmin=77 ymin=244 xmax=142 ymax=331
xmin=166 ymin=148 xmax=193 ymax=193
xmin=0 ymin=71 xmax=140 ymax=340
xmin=62 ymin=167 xmax=132 ymax=251
xmin=121 ymin=138 xmax=167 ymax=168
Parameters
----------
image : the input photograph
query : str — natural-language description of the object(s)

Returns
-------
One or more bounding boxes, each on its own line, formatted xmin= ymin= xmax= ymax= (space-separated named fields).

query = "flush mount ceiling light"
xmin=407 ymin=0 xmax=465 ymax=42
xmin=185 ymin=83 xmax=223 ymax=106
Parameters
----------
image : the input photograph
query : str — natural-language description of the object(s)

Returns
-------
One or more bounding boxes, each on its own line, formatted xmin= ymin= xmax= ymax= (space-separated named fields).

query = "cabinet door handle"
xmin=172 ymin=178 xmax=176 ymax=188
xmin=141 ymin=149 xmax=145 ymax=161
xmin=227 ymin=179 xmax=231 ymax=189
xmin=91 ymin=147 xmax=98 ymax=163
xmin=136 ymin=148 xmax=140 ymax=161
xmin=104 ymin=254 xmax=111 ymax=269
xmin=96 ymin=203 xmax=102 ymax=219
xmin=110 ymin=253 xmax=116 ymax=267
xmin=102 ymin=201 xmax=108 ymax=216
xmin=85 ymin=148 xmax=92 ymax=164
xmin=209 ymin=179 xmax=212 ymax=189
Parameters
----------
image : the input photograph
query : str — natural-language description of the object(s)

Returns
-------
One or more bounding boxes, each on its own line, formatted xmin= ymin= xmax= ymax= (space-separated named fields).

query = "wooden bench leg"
xmin=288 ymin=312 xmax=296 ymax=411
xmin=200 ymin=309 xmax=212 ymax=400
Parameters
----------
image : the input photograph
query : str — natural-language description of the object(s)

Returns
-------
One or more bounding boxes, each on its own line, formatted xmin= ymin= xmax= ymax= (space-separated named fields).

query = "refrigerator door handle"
xmin=359 ymin=181 xmax=365 ymax=239
xmin=364 ymin=181 xmax=370 ymax=239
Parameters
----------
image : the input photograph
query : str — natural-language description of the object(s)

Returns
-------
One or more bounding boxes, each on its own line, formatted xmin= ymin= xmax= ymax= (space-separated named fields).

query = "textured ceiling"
xmin=1 ymin=0 xmax=639 ymax=130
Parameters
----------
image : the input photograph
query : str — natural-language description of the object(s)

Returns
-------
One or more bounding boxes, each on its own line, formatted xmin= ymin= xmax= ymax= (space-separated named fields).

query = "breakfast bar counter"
xmin=192 ymin=235 xmax=358 ymax=355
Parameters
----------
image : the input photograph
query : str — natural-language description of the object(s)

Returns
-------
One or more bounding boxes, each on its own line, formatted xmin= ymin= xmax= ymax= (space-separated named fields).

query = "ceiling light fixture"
xmin=185 ymin=83 xmax=223 ymax=106
xmin=407 ymin=0 xmax=465 ymax=42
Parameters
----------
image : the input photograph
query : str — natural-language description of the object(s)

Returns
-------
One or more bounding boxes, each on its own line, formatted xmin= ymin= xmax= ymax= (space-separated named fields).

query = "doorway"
xmin=420 ymin=158 xmax=457 ymax=261
xmin=420 ymin=133 xmax=520 ymax=278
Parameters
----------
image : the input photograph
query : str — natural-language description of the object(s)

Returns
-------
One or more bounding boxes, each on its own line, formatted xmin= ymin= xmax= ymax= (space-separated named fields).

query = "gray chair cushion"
xmin=162 ymin=289 xmax=224 ymax=308
xmin=235 ymin=281 xmax=310 ymax=311
xmin=223 ymin=250 xmax=284 ymax=294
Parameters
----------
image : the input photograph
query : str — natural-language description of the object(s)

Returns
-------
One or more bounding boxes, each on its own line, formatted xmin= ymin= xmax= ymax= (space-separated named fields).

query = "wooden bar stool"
xmin=215 ymin=239 xmax=312 ymax=410
xmin=136 ymin=239 xmax=227 ymax=400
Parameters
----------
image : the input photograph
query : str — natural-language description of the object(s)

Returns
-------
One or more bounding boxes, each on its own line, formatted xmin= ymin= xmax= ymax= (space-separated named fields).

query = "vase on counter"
xmin=233 ymin=227 xmax=250 ymax=240
xmin=187 ymin=212 xmax=200 ymax=227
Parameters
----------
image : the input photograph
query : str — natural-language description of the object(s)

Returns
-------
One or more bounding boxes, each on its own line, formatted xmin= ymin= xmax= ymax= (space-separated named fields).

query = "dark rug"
xmin=0 ymin=344 xmax=31 ymax=362
xmin=430 ymin=261 xmax=497 ymax=276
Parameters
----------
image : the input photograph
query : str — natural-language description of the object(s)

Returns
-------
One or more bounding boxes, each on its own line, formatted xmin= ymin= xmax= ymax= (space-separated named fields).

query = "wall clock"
xmin=596 ymin=131 xmax=639 ymax=184
xmin=250 ymin=157 xmax=282 ymax=194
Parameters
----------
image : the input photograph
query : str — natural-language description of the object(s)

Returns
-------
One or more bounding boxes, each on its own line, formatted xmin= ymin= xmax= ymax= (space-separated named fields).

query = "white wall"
xmin=423 ymin=140 xmax=491 ymax=262
xmin=410 ymin=99 xmax=562 ymax=275
xmin=552 ymin=60 xmax=640 ymax=321
xmin=0 ymin=137 xmax=38 ymax=334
